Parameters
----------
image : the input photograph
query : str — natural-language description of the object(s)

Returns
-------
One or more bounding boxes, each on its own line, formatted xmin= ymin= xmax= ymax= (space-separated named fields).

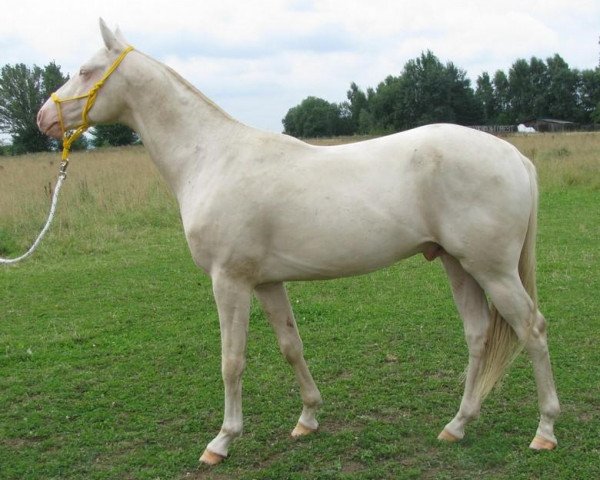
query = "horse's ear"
xmin=114 ymin=26 xmax=128 ymax=45
xmin=99 ymin=18 xmax=124 ymax=51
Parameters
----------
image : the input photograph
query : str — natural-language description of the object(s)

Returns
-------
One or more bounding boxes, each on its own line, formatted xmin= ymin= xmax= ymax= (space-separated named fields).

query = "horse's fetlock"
xmin=305 ymin=392 xmax=323 ymax=408
xmin=221 ymin=421 xmax=243 ymax=438
xmin=544 ymin=399 xmax=561 ymax=419
xmin=459 ymin=400 xmax=481 ymax=422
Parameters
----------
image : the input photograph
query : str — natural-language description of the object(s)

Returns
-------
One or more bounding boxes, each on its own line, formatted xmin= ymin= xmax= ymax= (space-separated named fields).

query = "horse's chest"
xmin=180 ymin=197 xmax=263 ymax=275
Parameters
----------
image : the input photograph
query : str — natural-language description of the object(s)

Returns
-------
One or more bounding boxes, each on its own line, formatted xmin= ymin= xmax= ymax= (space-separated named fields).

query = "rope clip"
xmin=59 ymin=159 xmax=69 ymax=177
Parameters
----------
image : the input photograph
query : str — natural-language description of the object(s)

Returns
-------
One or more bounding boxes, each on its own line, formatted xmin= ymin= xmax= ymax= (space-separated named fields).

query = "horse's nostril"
xmin=37 ymin=105 xmax=50 ymax=131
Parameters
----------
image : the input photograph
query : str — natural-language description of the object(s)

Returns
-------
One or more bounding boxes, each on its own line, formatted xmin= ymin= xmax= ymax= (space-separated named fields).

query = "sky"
xmin=1 ymin=0 xmax=599 ymax=133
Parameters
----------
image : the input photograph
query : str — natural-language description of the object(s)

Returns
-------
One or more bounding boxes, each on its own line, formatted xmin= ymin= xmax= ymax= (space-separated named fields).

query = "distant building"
xmin=470 ymin=125 xmax=516 ymax=134
xmin=522 ymin=118 xmax=577 ymax=133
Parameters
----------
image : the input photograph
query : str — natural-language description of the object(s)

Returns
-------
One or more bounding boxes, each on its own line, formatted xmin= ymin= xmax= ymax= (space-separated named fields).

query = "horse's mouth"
xmin=43 ymin=121 xmax=63 ymax=139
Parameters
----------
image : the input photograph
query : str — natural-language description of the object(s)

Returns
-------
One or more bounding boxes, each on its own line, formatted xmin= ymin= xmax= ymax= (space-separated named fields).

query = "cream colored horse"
xmin=37 ymin=20 xmax=560 ymax=465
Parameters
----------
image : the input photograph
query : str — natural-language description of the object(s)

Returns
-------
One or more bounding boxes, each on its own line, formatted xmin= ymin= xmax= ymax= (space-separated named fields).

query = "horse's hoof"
xmin=437 ymin=429 xmax=460 ymax=442
xmin=200 ymin=449 xmax=225 ymax=465
xmin=529 ymin=435 xmax=557 ymax=451
xmin=291 ymin=422 xmax=317 ymax=437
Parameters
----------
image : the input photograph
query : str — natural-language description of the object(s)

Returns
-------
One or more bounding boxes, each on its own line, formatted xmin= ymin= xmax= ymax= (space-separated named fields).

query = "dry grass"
xmin=0 ymin=145 xmax=165 ymax=219
xmin=0 ymin=145 xmax=173 ymax=253
xmin=507 ymin=132 xmax=600 ymax=190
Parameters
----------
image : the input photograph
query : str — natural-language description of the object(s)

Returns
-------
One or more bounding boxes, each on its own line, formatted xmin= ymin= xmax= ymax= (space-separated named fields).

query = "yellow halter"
xmin=51 ymin=45 xmax=134 ymax=163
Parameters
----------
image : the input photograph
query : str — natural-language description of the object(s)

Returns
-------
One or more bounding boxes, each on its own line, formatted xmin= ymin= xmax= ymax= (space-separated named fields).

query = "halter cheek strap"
xmin=51 ymin=45 xmax=134 ymax=163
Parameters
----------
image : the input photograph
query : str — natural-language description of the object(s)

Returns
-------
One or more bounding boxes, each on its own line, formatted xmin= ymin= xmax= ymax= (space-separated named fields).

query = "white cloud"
xmin=1 ymin=0 xmax=599 ymax=132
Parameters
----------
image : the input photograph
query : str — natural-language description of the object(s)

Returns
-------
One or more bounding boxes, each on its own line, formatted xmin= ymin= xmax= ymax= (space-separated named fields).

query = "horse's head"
xmin=37 ymin=19 xmax=133 ymax=140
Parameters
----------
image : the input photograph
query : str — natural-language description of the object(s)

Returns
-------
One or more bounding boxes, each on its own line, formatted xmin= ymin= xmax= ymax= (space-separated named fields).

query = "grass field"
xmin=1 ymin=132 xmax=599 ymax=479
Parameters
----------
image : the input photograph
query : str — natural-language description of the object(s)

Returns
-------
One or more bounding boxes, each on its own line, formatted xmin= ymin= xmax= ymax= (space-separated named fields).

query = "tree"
xmin=476 ymin=72 xmax=497 ymax=124
xmin=368 ymin=75 xmax=404 ymax=132
xmin=492 ymin=70 xmax=511 ymax=124
xmin=91 ymin=123 xmax=138 ymax=147
xmin=500 ymin=55 xmax=583 ymax=123
xmin=508 ymin=58 xmax=536 ymax=123
xmin=579 ymin=68 xmax=600 ymax=123
xmin=42 ymin=62 xmax=66 ymax=100
xmin=543 ymin=54 xmax=579 ymax=120
xmin=346 ymin=82 xmax=368 ymax=132
xmin=282 ymin=96 xmax=351 ymax=137
xmin=0 ymin=62 xmax=68 ymax=154
xmin=593 ymin=103 xmax=600 ymax=124
xmin=344 ymin=52 xmax=483 ymax=134
xmin=283 ymin=49 xmax=595 ymax=135
xmin=396 ymin=51 xmax=482 ymax=129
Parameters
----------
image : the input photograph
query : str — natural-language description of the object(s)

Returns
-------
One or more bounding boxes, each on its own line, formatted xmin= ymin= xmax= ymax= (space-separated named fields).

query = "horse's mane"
xmin=137 ymin=50 xmax=236 ymax=122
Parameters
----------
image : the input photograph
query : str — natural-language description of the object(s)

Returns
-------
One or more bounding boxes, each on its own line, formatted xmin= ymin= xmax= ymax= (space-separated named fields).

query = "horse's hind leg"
xmin=474 ymin=271 xmax=560 ymax=449
xmin=438 ymin=254 xmax=491 ymax=442
xmin=255 ymin=282 xmax=322 ymax=436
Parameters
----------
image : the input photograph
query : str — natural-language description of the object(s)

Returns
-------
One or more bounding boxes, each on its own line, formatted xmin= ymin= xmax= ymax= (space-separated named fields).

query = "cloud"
xmin=1 ymin=0 xmax=599 ymax=132
xmin=137 ymin=22 xmax=358 ymax=62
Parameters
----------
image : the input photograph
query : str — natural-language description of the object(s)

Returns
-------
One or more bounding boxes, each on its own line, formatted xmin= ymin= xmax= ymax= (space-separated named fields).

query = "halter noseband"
xmin=51 ymin=45 xmax=134 ymax=163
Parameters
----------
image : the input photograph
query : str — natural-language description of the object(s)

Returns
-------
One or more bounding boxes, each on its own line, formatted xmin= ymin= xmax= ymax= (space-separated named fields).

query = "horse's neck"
xmin=121 ymin=54 xmax=243 ymax=199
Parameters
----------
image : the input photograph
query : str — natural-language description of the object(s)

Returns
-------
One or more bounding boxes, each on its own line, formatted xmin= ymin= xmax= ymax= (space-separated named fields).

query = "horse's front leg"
xmin=255 ymin=282 xmax=322 ymax=436
xmin=200 ymin=274 xmax=252 ymax=465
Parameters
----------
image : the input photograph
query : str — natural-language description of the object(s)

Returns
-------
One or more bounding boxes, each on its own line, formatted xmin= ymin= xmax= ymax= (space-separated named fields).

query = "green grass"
xmin=1 ymin=138 xmax=599 ymax=479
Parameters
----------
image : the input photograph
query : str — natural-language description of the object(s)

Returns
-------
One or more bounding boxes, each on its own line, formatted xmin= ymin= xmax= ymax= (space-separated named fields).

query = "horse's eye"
xmin=79 ymin=68 xmax=88 ymax=77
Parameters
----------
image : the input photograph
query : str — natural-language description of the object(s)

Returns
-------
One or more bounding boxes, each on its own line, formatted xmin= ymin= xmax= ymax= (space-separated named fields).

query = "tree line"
xmin=0 ymin=62 xmax=136 ymax=155
xmin=2 ymin=50 xmax=599 ymax=153
xmin=283 ymin=50 xmax=600 ymax=137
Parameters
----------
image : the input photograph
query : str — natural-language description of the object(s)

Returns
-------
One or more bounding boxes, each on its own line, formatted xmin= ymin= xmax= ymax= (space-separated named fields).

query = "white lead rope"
xmin=2 ymin=46 xmax=135 ymax=265
xmin=0 ymin=161 xmax=68 ymax=265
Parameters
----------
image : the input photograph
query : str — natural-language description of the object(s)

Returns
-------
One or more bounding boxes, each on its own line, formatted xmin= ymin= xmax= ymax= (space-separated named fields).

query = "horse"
xmin=37 ymin=19 xmax=560 ymax=465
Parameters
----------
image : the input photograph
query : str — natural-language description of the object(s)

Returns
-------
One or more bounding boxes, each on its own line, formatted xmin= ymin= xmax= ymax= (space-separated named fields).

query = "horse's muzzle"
xmin=37 ymin=100 xmax=62 ymax=139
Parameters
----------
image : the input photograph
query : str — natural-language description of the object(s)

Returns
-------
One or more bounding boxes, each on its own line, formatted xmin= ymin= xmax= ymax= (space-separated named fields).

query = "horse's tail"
xmin=474 ymin=157 xmax=538 ymax=399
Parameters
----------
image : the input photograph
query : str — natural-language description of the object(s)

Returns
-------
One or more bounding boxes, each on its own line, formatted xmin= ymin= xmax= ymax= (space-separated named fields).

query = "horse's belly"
xmin=260 ymin=219 xmax=425 ymax=281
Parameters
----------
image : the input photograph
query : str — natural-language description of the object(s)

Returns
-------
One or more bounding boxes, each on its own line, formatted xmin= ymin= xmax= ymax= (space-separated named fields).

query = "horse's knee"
xmin=222 ymin=355 xmax=246 ymax=378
